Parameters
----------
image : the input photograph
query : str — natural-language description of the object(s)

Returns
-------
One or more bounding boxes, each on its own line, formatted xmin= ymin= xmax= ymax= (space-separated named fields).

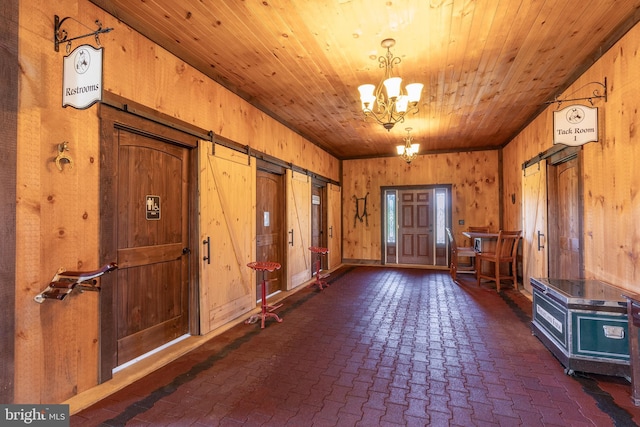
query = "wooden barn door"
xmin=286 ymin=170 xmax=311 ymax=289
xmin=523 ymin=163 xmax=548 ymax=293
xmin=327 ymin=183 xmax=342 ymax=269
xmin=112 ymin=127 xmax=190 ymax=366
xmin=397 ymin=189 xmax=433 ymax=265
xmin=199 ymin=144 xmax=255 ymax=334
xmin=256 ymin=167 xmax=285 ymax=296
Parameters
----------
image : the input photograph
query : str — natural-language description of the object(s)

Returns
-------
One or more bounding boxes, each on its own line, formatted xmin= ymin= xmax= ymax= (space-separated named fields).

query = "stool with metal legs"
xmin=308 ymin=247 xmax=330 ymax=290
xmin=246 ymin=261 xmax=283 ymax=328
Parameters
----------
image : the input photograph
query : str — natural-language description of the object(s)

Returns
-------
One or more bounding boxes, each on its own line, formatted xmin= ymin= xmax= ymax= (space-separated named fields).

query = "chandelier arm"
xmin=363 ymin=108 xmax=407 ymax=129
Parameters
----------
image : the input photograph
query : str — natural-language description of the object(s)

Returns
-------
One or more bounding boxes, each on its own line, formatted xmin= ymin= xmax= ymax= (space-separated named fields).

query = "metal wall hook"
xmin=55 ymin=141 xmax=74 ymax=171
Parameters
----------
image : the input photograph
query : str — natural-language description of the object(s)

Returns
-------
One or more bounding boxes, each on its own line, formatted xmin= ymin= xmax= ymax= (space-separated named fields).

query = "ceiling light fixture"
xmin=358 ymin=38 xmax=423 ymax=131
xmin=397 ymin=127 xmax=419 ymax=163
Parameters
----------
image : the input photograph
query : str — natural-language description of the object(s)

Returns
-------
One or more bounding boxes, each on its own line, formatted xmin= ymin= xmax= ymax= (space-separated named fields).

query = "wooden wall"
xmin=502 ymin=22 xmax=640 ymax=291
xmin=0 ymin=0 xmax=18 ymax=404
xmin=13 ymin=0 xmax=640 ymax=408
xmin=14 ymin=0 xmax=338 ymax=404
xmin=342 ymin=151 xmax=500 ymax=262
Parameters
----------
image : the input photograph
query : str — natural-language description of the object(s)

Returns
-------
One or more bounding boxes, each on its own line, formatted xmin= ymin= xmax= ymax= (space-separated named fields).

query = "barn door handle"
xmin=329 ymin=226 xmax=333 ymax=238
xmin=203 ymin=237 xmax=211 ymax=264
xmin=288 ymin=229 xmax=294 ymax=246
xmin=537 ymin=230 xmax=545 ymax=251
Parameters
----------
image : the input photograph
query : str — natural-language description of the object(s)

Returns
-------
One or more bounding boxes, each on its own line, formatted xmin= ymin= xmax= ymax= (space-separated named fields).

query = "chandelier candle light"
xmin=358 ymin=38 xmax=423 ymax=130
xmin=397 ymin=127 xmax=419 ymax=163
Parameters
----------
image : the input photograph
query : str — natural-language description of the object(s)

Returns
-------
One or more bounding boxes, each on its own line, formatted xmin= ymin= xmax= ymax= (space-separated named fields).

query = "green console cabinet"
xmin=531 ymin=277 xmax=630 ymax=379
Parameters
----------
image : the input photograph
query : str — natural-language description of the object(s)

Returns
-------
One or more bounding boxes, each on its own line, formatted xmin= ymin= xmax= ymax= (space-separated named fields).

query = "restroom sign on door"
xmin=146 ymin=195 xmax=161 ymax=220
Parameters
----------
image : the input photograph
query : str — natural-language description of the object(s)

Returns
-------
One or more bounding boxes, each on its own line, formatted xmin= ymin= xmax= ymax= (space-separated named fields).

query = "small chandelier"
xmin=358 ymin=38 xmax=423 ymax=131
xmin=397 ymin=127 xmax=419 ymax=163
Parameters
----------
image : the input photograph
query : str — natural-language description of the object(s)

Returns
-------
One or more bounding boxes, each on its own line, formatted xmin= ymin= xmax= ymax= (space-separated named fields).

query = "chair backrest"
xmin=446 ymin=227 xmax=457 ymax=253
xmin=495 ymin=230 xmax=522 ymax=259
xmin=468 ymin=226 xmax=490 ymax=233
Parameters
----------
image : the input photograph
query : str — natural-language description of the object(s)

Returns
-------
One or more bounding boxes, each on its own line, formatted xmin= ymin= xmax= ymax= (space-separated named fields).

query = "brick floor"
xmin=72 ymin=266 xmax=640 ymax=426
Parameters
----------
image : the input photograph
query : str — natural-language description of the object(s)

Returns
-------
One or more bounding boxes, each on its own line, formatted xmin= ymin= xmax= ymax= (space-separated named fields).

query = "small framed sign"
xmin=146 ymin=195 xmax=161 ymax=220
xmin=553 ymin=104 xmax=598 ymax=146
xmin=62 ymin=44 xmax=103 ymax=109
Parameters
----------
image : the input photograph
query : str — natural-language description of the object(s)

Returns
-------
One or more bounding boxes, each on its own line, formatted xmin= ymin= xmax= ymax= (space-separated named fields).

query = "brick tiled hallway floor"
xmin=72 ymin=267 xmax=640 ymax=426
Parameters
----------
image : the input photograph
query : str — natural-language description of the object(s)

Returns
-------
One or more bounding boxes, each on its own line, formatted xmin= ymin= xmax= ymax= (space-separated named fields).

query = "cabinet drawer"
xmin=572 ymin=312 xmax=629 ymax=361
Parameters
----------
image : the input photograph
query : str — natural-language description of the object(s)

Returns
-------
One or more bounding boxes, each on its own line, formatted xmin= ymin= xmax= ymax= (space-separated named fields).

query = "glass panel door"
xmin=382 ymin=185 xmax=450 ymax=266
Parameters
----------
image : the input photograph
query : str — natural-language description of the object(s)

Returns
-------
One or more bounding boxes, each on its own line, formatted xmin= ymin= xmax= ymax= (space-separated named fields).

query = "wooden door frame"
xmin=255 ymin=162 xmax=287 ymax=295
xmin=547 ymin=149 xmax=584 ymax=278
xmin=98 ymin=95 xmax=205 ymax=382
xmin=311 ymin=179 xmax=328 ymax=269
xmin=380 ymin=184 xmax=452 ymax=266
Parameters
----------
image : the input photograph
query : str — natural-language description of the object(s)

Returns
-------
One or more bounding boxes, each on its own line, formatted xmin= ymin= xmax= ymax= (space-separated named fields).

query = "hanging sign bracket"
xmin=545 ymin=78 xmax=607 ymax=108
xmin=54 ymin=14 xmax=113 ymax=53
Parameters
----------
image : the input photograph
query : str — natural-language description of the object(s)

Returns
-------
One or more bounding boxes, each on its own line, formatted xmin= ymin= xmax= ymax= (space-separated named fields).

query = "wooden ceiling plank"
xmin=89 ymin=0 xmax=640 ymax=158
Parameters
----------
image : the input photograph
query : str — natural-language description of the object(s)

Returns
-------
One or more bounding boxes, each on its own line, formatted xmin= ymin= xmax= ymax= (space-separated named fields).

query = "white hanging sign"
xmin=62 ymin=44 xmax=103 ymax=109
xmin=553 ymin=104 xmax=598 ymax=146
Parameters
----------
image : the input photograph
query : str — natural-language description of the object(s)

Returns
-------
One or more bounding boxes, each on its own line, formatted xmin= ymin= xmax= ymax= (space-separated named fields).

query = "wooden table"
xmin=462 ymin=231 xmax=499 ymax=276
xmin=461 ymin=231 xmax=498 ymax=253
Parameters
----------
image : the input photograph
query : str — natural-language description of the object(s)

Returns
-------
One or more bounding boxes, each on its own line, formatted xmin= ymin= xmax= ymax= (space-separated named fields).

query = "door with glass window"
xmin=383 ymin=186 xmax=450 ymax=266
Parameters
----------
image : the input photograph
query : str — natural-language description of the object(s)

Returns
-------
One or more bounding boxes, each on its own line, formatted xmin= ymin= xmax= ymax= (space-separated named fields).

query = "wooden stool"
xmin=246 ymin=261 xmax=283 ymax=328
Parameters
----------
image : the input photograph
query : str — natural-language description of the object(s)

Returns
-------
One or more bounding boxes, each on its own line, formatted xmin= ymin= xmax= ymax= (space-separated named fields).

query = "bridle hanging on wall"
xmin=353 ymin=193 xmax=369 ymax=226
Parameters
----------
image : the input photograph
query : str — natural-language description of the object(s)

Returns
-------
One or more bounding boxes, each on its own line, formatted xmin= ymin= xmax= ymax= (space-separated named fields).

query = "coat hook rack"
xmin=54 ymin=14 xmax=113 ymax=53
xmin=545 ymin=78 xmax=607 ymax=108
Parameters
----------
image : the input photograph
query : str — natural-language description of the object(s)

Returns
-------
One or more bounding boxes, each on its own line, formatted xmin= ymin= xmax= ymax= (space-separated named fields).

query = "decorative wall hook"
xmin=54 ymin=15 xmax=113 ymax=53
xmin=55 ymin=141 xmax=74 ymax=171
xmin=546 ymin=78 xmax=607 ymax=108
xmin=353 ymin=193 xmax=369 ymax=226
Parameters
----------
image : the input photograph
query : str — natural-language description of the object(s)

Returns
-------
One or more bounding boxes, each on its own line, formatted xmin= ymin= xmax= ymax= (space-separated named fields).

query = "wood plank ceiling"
xmin=89 ymin=0 xmax=640 ymax=159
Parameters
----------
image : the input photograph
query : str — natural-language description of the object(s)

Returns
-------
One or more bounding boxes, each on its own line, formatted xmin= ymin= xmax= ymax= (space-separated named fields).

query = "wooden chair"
xmin=476 ymin=230 xmax=522 ymax=291
xmin=446 ymin=227 xmax=477 ymax=282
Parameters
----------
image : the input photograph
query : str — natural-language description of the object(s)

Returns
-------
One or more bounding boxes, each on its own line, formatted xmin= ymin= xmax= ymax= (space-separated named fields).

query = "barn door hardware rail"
xmin=545 ymin=78 xmax=607 ymax=107
xmin=54 ymin=15 xmax=113 ymax=52
xmin=35 ymin=262 xmax=117 ymax=303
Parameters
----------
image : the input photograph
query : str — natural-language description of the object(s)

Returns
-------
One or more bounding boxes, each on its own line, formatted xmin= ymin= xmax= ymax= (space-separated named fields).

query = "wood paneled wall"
xmin=342 ymin=151 xmax=500 ymax=262
xmin=14 ymin=0 xmax=338 ymax=404
xmin=502 ymin=21 xmax=640 ymax=291
xmin=0 ymin=0 xmax=18 ymax=404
